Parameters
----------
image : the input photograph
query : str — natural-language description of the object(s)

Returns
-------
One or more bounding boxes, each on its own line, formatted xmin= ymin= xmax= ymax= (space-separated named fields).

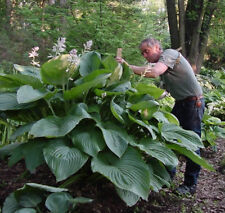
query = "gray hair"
xmin=139 ymin=38 xmax=162 ymax=51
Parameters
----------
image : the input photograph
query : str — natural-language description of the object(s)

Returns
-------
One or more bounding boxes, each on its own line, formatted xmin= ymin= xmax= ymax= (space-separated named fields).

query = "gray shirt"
xmin=159 ymin=49 xmax=202 ymax=101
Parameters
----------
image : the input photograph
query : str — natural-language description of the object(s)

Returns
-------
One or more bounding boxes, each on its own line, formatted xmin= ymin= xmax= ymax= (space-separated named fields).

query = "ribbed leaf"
xmin=2 ymin=193 xmax=20 ymax=213
xmin=153 ymin=111 xmax=179 ymax=125
xmin=15 ymin=208 xmax=36 ymax=213
xmin=45 ymin=192 xmax=72 ymax=213
xmin=110 ymin=97 xmax=125 ymax=124
xmin=41 ymin=54 xmax=73 ymax=85
xmin=128 ymin=113 xmax=156 ymax=139
xmin=166 ymin=144 xmax=215 ymax=171
xmin=17 ymin=85 xmax=48 ymax=104
xmin=96 ymin=122 xmax=128 ymax=157
xmin=130 ymin=138 xmax=178 ymax=167
xmin=0 ymin=93 xmax=36 ymax=111
xmin=148 ymin=159 xmax=171 ymax=192
xmin=91 ymin=147 xmax=150 ymax=200
xmin=30 ymin=103 xmax=91 ymax=138
xmin=115 ymin=187 xmax=140 ymax=207
xmin=43 ymin=140 xmax=88 ymax=181
xmin=25 ymin=183 xmax=68 ymax=193
xmin=79 ymin=51 xmax=102 ymax=76
xmin=70 ymin=125 xmax=105 ymax=157
xmin=64 ymin=73 xmax=111 ymax=100
xmin=135 ymin=83 xmax=164 ymax=99
xmin=160 ymin=123 xmax=204 ymax=150
xmin=18 ymin=192 xmax=42 ymax=208
xmin=14 ymin=64 xmax=41 ymax=80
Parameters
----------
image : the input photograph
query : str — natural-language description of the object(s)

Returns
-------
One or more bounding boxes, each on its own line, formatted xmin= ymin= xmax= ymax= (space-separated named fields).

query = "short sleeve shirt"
xmin=158 ymin=49 xmax=202 ymax=101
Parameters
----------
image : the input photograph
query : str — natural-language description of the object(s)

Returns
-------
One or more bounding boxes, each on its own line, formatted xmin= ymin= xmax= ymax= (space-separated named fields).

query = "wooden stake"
xmin=117 ymin=48 xmax=122 ymax=58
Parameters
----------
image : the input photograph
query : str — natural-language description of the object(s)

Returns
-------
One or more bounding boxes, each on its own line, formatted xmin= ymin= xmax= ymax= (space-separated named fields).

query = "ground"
xmin=0 ymin=138 xmax=225 ymax=213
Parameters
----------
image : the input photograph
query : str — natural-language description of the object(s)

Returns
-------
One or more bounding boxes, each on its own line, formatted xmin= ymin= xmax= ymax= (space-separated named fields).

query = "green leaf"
xmin=148 ymin=159 xmax=171 ymax=192
xmin=0 ymin=143 xmax=20 ymax=160
xmin=135 ymin=83 xmax=164 ymax=99
xmin=25 ymin=183 xmax=68 ymax=193
xmin=79 ymin=51 xmax=102 ymax=76
xmin=160 ymin=123 xmax=204 ymax=150
xmin=102 ymin=55 xmax=118 ymax=71
xmin=30 ymin=103 xmax=91 ymax=138
xmin=70 ymin=197 xmax=93 ymax=205
xmin=10 ymin=122 xmax=34 ymax=141
xmin=17 ymin=85 xmax=48 ymax=104
xmin=70 ymin=125 xmax=105 ymax=157
xmin=45 ymin=192 xmax=72 ymax=213
xmin=166 ymin=144 xmax=215 ymax=171
xmin=130 ymin=138 xmax=178 ymax=167
xmin=0 ymin=93 xmax=36 ymax=111
xmin=110 ymin=97 xmax=125 ymax=124
xmin=15 ymin=208 xmax=36 ymax=213
xmin=129 ymin=100 xmax=159 ymax=120
xmin=91 ymin=147 xmax=150 ymax=200
xmin=43 ymin=140 xmax=88 ymax=181
xmin=18 ymin=192 xmax=42 ymax=208
xmin=14 ymin=64 xmax=41 ymax=80
xmin=64 ymin=73 xmax=111 ymax=100
xmin=153 ymin=111 xmax=179 ymax=125
xmin=2 ymin=193 xmax=20 ymax=213
xmin=115 ymin=187 xmax=140 ymax=207
xmin=96 ymin=122 xmax=128 ymax=158
xmin=41 ymin=54 xmax=74 ymax=85
xmin=107 ymin=63 xmax=123 ymax=86
xmin=128 ymin=113 xmax=156 ymax=139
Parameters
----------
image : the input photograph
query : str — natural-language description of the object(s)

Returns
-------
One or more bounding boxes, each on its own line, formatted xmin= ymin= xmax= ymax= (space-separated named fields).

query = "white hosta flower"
xmin=29 ymin=46 xmax=40 ymax=67
xmin=49 ymin=37 xmax=66 ymax=58
xmin=83 ymin=40 xmax=93 ymax=51
xmin=68 ymin=48 xmax=80 ymax=66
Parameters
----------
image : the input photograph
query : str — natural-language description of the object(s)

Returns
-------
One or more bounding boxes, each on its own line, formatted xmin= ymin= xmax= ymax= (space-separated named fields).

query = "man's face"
xmin=140 ymin=43 xmax=161 ymax=63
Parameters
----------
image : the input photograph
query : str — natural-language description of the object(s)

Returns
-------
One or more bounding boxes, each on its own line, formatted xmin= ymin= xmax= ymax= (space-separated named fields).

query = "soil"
xmin=0 ymin=138 xmax=225 ymax=213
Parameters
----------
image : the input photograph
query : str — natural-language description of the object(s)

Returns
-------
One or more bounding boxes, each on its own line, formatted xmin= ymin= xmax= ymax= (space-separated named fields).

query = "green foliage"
xmin=2 ymin=183 xmax=92 ymax=213
xmin=0 ymin=44 xmax=213 ymax=207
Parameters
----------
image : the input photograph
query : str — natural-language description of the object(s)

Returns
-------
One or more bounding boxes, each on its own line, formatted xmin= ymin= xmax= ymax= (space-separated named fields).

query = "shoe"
xmin=174 ymin=184 xmax=197 ymax=195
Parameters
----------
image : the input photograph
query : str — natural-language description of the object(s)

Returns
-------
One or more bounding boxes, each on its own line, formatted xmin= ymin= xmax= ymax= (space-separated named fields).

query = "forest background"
xmin=0 ymin=0 xmax=224 ymax=73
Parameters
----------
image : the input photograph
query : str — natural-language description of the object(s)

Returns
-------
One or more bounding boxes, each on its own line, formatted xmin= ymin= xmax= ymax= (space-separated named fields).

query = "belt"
xmin=184 ymin=95 xmax=204 ymax=101
xmin=176 ymin=95 xmax=203 ymax=107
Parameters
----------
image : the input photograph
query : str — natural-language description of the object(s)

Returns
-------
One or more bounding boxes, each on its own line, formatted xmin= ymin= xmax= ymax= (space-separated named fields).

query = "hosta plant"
xmin=0 ymin=41 xmax=213 ymax=208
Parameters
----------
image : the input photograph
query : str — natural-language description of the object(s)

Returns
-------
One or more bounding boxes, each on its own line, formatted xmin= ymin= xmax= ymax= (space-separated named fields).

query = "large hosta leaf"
xmin=128 ymin=113 xmax=157 ymax=139
xmin=14 ymin=64 xmax=41 ymax=80
xmin=45 ymin=192 xmax=72 ymax=213
xmin=64 ymin=73 xmax=111 ymax=100
xmin=135 ymin=83 xmax=164 ymax=99
xmin=166 ymin=144 xmax=215 ymax=171
xmin=79 ymin=51 xmax=102 ymax=76
xmin=96 ymin=122 xmax=128 ymax=158
xmin=41 ymin=54 xmax=74 ymax=85
xmin=110 ymin=97 xmax=125 ymax=124
xmin=15 ymin=208 xmax=36 ymax=213
xmin=43 ymin=140 xmax=88 ymax=181
xmin=17 ymin=85 xmax=49 ymax=104
xmin=70 ymin=125 xmax=105 ymax=157
xmin=0 ymin=93 xmax=36 ymax=111
xmin=102 ymin=55 xmax=118 ymax=71
xmin=160 ymin=123 xmax=204 ymax=150
xmin=130 ymin=138 xmax=178 ymax=167
xmin=91 ymin=147 xmax=150 ymax=200
xmin=148 ymin=159 xmax=171 ymax=192
xmin=153 ymin=111 xmax=179 ymax=125
xmin=115 ymin=187 xmax=140 ymax=207
xmin=2 ymin=193 xmax=21 ymax=213
xmin=30 ymin=103 xmax=91 ymax=138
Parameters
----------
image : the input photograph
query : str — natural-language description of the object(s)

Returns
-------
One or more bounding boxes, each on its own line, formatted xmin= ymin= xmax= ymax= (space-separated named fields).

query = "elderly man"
xmin=116 ymin=37 xmax=205 ymax=195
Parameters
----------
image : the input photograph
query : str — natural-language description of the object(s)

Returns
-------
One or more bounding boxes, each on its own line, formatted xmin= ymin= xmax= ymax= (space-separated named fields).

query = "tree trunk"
xmin=166 ymin=0 xmax=180 ymax=49
xmin=178 ymin=0 xmax=186 ymax=56
xmin=166 ymin=0 xmax=219 ymax=73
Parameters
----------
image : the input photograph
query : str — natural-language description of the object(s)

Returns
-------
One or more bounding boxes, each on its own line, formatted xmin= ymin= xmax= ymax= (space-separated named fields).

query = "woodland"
xmin=0 ymin=0 xmax=225 ymax=212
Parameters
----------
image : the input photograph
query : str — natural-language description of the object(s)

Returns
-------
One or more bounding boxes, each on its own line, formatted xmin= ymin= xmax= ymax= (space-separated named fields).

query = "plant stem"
xmin=46 ymin=100 xmax=56 ymax=117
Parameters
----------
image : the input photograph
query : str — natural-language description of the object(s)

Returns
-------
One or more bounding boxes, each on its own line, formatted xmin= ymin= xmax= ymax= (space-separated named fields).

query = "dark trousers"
xmin=170 ymin=98 xmax=205 ymax=186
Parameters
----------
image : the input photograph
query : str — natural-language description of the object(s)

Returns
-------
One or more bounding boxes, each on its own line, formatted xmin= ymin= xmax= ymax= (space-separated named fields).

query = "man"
xmin=116 ymin=37 xmax=205 ymax=195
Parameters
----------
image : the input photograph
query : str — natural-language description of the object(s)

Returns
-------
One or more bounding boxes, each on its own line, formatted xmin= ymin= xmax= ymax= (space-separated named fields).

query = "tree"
xmin=166 ymin=0 xmax=220 ymax=73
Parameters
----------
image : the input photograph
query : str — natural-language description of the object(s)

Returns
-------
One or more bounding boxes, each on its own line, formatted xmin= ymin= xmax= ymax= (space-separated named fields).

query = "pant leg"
xmin=171 ymin=99 xmax=205 ymax=186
